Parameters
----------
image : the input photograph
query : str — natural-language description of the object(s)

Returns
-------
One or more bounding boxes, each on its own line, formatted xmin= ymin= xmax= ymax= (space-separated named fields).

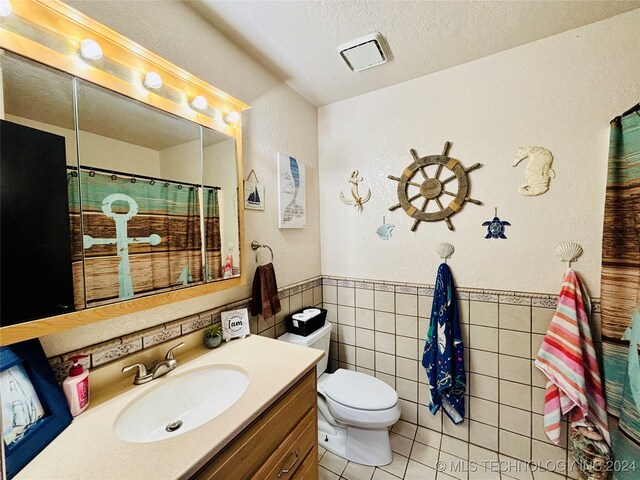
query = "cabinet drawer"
xmin=193 ymin=369 xmax=316 ymax=480
xmin=293 ymin=447 xmax=318 ymax=480
xmin=253 ymin=409 xmax=315 ymax=479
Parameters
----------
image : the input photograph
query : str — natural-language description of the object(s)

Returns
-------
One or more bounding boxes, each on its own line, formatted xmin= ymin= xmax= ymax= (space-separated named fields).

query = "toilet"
xmin=278 ymin=323 xmax=401 ymax=466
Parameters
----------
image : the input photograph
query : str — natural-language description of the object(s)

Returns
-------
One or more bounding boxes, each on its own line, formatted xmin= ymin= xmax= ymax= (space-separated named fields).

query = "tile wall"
xmin=322 ymin=276 xmax=602 ymax=477
xmin=47 ymin=272 xmax=603 ymax=477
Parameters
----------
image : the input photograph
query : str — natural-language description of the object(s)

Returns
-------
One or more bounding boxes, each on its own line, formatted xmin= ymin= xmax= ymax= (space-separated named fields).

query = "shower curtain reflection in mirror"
xmin=68 ymin=169 xmax=206 ymax=307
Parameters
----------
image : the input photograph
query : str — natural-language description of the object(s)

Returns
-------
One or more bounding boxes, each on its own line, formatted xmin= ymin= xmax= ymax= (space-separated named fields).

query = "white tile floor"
xmin=317 ymin=421 xmax=570 ymax=480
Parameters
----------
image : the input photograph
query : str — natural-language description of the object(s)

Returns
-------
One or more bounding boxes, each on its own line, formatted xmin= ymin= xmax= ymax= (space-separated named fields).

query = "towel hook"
xmin=251 ymin=240 xmax=274 ymax=265
xmin=555 ymin=242 xmax=583 ymax=268
xmin=436 ymin=243 xmax=455 ymax=264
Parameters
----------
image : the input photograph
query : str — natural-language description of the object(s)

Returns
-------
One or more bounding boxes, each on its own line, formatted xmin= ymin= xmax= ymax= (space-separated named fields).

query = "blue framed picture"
xmin=1 ymin=339 xmax=72 ymax=479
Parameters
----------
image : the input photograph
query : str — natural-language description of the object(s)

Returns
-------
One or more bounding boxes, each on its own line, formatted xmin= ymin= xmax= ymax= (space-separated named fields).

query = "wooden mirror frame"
xmin=0 ymin=0 xmax=249 ymax=345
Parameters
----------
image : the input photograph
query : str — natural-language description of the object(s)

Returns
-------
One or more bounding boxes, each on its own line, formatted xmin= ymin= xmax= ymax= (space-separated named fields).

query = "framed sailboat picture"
xmin=276 ymin=152 xmax=306 ymax=229
xmin=1 ymin=340 xmax=72 ymax=479
xmin=243 ymin=169 xmax=264 ymax=211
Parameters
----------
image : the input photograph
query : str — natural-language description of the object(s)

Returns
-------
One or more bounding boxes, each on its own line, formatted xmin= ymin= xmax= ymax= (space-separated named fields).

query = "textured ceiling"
xmin=186 ymin=0 xmax=640 ymax=106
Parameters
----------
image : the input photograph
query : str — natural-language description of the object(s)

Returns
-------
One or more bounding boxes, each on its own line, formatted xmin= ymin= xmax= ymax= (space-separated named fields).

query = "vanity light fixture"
xmin=224 ymin=111 xmax=240 ymax=125
xmin=211 ymin=109 xmax=223 ymax=125
xmin=78 ymin=39 xmax=103 ymax=61
xmin=0 ymin=0 xmax=12 ymax=17
xmin=190 ymin=95 xmax=208 ymax=111
xmin=143 ymin=71 xmax=163 ymax=90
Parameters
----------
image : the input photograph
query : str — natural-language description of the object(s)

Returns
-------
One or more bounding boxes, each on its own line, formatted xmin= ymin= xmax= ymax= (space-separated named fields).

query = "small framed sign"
xmin=221 ymin=308 xmax=250 ymax=341
xmin=244 ymin=169 xmax=264 ymax=211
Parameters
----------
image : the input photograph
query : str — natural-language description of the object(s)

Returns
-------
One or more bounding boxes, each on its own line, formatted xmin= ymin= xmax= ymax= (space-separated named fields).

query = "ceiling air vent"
xmin=337 ymin=32 xmax=390 ymax=72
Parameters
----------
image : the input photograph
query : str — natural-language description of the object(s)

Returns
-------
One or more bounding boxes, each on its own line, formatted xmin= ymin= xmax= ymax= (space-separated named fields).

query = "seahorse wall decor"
xmin=512 ymin=146 xmax=555 ymax=196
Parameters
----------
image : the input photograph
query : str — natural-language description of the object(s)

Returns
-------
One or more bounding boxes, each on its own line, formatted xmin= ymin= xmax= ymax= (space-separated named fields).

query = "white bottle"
xmin=63 ymin=355 xmax=90 ymax=416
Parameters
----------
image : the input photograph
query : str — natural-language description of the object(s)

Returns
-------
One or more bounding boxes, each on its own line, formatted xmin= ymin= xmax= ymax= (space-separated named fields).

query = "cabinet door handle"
xmin=277 ymin=448 xmax=301 ymax=478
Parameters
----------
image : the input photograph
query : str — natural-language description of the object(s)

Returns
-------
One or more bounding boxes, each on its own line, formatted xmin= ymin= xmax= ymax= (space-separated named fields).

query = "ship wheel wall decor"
xmin=388 ymin=141 xmax=482 ymax=231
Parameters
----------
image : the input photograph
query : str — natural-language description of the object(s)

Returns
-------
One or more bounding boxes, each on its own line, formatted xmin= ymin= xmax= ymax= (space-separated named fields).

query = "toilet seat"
xmin=318 ymin=369 xmax=401 ymax=428
xmin=322 ymin=369 xmax=398 ymax=410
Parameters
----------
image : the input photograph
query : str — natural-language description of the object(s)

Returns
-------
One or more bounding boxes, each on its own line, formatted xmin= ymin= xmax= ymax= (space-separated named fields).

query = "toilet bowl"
xmin=278 ymin=323 xmax=401 ymax=466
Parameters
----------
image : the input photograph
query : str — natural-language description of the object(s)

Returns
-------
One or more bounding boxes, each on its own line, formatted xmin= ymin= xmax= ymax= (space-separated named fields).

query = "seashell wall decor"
xmin=436 ymin=242 xmax=455 ymax=263
xmin=513 ymin=146 xmax=555 ymax=196
xmin=555 ymin=242 xmax=583 ymax=267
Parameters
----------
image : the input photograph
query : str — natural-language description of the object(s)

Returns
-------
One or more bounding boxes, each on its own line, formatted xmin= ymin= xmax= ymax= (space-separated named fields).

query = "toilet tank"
xmin=278 ymin=323 xmax=331 ymax=377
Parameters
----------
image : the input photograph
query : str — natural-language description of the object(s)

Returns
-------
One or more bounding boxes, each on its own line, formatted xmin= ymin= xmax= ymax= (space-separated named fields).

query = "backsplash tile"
xmin=92 ymin=338 xmax=143 ymax=368
xmin=141 ymin=325 xmax=181 ymax=349
xmin=179 ymin=314 xmax=213 ymax=335
xmin=48 ymin=276 xmax=322 ymax=378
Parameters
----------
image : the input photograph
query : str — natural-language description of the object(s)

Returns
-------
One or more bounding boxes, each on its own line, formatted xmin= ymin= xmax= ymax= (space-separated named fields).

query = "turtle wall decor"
xmin=482 ymin=207 xmax=511 ymax=239
xmin=388 ymin=141 xmax=482 ymax=231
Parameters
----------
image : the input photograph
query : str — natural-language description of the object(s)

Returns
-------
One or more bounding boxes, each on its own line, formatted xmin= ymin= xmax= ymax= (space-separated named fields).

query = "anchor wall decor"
xmin=340 ymin=170 xmax=371 ymax=212
xmin=388 ymin=141 xmax=482 ymax=231
xmin=82 ymin=193 xmax=161 ymax=300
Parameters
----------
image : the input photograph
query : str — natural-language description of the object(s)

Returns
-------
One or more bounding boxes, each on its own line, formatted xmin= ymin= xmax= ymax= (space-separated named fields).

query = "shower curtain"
xmin=204 ymin=187 xmax=223 ymax=281
xmin=68 ymin=169 xmax=203 ymax=307
xmin=600 ymin=106 xmax=640 ymax=477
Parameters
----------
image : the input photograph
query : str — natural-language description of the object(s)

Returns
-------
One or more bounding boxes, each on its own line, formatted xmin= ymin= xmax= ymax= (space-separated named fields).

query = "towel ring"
xmin=251 ymin=240 xmax=274 ymax=265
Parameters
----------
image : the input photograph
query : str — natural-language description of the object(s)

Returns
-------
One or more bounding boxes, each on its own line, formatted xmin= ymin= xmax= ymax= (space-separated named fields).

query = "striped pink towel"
xmin=534 ymin=269 xmax=609 ymax=445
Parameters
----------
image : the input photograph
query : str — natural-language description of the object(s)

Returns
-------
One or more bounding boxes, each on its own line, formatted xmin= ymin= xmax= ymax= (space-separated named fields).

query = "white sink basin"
xmin=114 ymin=364 xmax=250 ymax=443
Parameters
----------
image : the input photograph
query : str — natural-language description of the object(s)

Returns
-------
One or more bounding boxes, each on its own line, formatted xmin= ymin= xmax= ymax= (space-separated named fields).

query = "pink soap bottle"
xmin=63 ymin=355 xmax=90 ymax=416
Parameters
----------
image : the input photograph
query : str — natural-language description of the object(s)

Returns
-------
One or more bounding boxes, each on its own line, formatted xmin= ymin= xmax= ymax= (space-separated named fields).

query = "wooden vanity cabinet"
xmin=193 ymin=367 xmax=319 ymax=480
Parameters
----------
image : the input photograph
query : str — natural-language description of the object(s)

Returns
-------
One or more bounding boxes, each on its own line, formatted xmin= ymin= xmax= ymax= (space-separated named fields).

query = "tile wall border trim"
xmin=49 ymin=273 xmax=598 ymax=382
xmin=322 ymin=275 xmax=599 ymax=308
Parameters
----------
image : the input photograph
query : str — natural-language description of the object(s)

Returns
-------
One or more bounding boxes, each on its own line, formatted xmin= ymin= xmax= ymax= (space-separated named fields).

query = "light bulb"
xmin=190 ymin=95 xmax=208 ymax=110
xmin=79 ymin=39 xmax=103 ymax=61
xmin=143 ymin=71 xmax=162 ymax=89
xmin=224 ymin=111 xmax=240 ymax=125
xmin=0 ymin=0 xmax=12 ymax=17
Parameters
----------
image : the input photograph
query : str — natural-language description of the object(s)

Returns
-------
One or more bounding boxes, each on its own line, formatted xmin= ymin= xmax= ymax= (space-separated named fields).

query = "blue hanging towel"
xmin=422 ymin=263 xmax=466 ymax=424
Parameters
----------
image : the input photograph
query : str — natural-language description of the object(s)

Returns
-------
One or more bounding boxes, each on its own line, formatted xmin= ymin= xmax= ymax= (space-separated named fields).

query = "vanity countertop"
xmin=16 ymin=335 xmax=323 ymax=480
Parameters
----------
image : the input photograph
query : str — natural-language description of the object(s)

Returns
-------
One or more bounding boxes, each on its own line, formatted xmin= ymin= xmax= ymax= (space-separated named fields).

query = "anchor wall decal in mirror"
xmin=0 ymin=1 xmax=247 ymax=345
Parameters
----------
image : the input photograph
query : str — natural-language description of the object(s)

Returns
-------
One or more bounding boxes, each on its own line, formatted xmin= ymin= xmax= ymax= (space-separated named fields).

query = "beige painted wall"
xmin=318 ymin=10 xmax=640 ymax=297
xmin=42 ymin=0 xmax=320 ymax=356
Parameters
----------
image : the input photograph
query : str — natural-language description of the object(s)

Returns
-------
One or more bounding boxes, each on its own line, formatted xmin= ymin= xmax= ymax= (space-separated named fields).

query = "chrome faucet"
xmin=122 ymin=342 xmax=184 ymax=385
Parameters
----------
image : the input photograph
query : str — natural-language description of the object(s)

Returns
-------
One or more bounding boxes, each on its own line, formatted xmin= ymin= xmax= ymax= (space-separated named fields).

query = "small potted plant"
xmin=203 ymin=323 xmax=223 ymax=349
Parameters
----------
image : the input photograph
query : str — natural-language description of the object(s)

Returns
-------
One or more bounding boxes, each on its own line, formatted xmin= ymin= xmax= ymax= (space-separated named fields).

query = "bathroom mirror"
xmin=0 ymin=0 xmax=247 ymax=345
xmin=203 ymin=127 xmax=241 ymax=282
xmin=75 ymin=79 xmax=205 ymax=308
xmin=0 ymin=50 xmax=78 ymax=326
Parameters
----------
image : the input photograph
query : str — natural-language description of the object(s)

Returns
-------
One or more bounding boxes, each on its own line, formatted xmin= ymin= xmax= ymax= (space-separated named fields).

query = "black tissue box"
xmin=285 ymin=306 xmax=327 ymax=336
